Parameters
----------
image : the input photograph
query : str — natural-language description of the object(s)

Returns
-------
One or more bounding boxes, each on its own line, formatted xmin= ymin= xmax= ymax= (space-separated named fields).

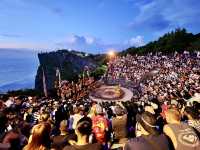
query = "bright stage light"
xmin=108 ymin=50 xmax=115 ymax=57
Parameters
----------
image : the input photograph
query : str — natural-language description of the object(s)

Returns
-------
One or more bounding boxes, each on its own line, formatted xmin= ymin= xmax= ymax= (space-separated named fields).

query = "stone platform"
xmin=89 ymin=85 xmax=133 ymax=102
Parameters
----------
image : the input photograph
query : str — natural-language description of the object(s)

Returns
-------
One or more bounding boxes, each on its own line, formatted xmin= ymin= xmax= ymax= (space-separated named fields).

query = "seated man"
xmin=164 ymin=108 xmax=200 ymax=150
xmin=63 ymin=117 xmax=103 ymax=150
xmin=112 ymin=105 xmax=128 ymax=144
xmin=124 ymin=112 xmax=170 ymax=150
xmin=51 ymin=120 xmax=75 ymax=150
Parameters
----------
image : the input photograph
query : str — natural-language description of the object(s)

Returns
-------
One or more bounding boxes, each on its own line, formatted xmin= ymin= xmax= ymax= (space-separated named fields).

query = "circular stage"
xmin=89 ymin=85 xmax=133 ymax=102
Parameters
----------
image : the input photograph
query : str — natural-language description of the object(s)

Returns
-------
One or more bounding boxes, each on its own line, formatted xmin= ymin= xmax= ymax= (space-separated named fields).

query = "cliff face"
xmin=35 ymin=50 xmax=99 ymax=91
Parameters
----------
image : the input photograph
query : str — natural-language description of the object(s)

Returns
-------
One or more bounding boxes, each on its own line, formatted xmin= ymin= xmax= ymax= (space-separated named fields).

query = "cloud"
xmin=64 ymin=35 xmax=96 ymax=45
xmin=127 ymin=36 xmax=145 ymax=47
xmin=124 ymin=0 xmax=154 ymax=5
xmin=0 ymin=33 xmax=23 ymax=38
xmin=128 ymin=0 xmax=200 ymax=34
xmin=55 ymin=34 xmax=145 ymax=53
xmin=97 ymin=0 xmax=105 ymax=8
xmin=9 ymin=0 xmax=65 ymax=17
xmin=0 ymin=33 xmax=145 ymax=53
xmin=50 ymin=7 xmax=64 ymax=16
xmin=130 ymin=13 xmax=170 ymax=31
xmin=65 ymin=35 xmax=77 ymax=44
xmin=128 ymin=0 xmax=171 ymax=31
xmin=56 ymin=35 xmax=106 ymax=53
xmin=85 ymin=36 xmax=95 ymax=44
xmin=0 ymin=40 xmax=53 ymax=50
xmin=0 ymin=33 xmax=135 ymax=53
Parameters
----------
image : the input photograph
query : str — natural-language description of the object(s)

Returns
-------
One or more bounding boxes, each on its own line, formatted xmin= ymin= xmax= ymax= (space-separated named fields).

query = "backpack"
xmin=93 ymin=117 xmax=107 ymax=143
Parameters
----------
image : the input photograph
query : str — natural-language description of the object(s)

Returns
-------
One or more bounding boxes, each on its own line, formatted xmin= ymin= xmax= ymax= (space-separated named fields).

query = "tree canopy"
xmin=121 ymin=28 xmax=200 ymax=55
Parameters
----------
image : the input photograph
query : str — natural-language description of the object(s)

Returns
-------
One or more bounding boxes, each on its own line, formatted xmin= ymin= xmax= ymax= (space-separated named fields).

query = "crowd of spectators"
xmin=58 ymin=76 xmax=95 ymax=101
xmin=0 ymin=51 xmax=200 ymax=150
xmin=107 ymin=51 xmax=200 ymax=103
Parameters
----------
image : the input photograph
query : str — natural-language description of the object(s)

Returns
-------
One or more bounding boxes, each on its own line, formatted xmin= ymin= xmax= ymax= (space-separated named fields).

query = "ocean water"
xmin=0 ymin=49 xmax=39 ymax=93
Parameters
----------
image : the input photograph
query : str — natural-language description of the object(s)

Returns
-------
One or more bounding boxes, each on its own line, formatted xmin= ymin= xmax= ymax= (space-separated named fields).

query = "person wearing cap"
xmin=124 ymin=112 xmax=170 ymax=150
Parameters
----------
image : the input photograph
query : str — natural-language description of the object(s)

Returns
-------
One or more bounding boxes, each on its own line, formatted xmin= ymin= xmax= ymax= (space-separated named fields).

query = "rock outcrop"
xmin=35 ymin=50 xmax=102 ymax=91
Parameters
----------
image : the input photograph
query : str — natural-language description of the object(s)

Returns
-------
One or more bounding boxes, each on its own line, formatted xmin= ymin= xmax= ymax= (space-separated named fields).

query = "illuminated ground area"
xmin=89 ymin=85 xmax=133 ymax=102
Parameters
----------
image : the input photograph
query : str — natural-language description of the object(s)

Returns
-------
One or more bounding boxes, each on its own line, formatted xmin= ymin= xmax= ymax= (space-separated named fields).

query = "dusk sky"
xmin=0 ymin=0 xmax=200 ymax=53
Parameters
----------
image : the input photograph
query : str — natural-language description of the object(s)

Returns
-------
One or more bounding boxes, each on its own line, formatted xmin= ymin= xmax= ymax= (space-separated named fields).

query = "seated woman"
xmin=63 ymin=117 xmax=103 ymax=150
